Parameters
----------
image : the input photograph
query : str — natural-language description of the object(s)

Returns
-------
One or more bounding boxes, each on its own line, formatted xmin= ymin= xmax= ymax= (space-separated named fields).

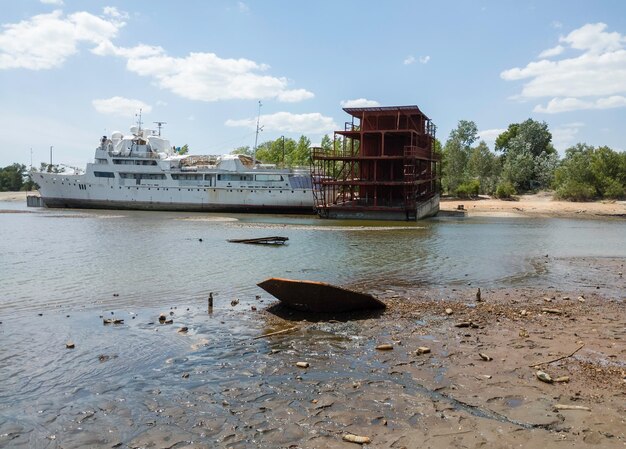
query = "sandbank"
xmin=440 ymin=192 xmax=626 ymax=219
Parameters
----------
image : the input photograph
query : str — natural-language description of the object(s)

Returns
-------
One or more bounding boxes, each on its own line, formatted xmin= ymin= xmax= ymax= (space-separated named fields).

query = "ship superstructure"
xmin=33 ymin=126 xmax=314 ymax=213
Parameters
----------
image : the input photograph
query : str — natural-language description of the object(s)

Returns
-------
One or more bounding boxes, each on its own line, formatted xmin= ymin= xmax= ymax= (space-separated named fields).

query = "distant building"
xmin=312 ymin=105 xmax=440 ymax=220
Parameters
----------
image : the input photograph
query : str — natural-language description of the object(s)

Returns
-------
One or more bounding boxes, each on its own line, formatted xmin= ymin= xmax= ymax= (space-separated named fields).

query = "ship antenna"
xmin=253 ymin=100 xmax=263 ymax=165
xmin=153 ymin=121 xmax=167 ymax=136
xmin=135 ymin=109 xmax=143 ymax=133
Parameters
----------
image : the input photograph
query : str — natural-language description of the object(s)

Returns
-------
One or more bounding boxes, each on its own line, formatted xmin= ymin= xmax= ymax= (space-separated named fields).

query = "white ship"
xmin=32 ymin=125 xmax=315 ymax=214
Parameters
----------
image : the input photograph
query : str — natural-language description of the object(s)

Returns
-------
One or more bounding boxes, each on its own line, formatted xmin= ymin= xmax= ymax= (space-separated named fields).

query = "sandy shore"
xmin=0 ymin=191 xmax=37 ymax=202
xmin=440 ymin=192 xmax=626 ymax=219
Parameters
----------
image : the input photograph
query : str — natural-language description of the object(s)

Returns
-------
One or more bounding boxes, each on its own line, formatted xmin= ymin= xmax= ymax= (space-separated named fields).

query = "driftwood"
xmin=529 ymin=344 xmax=584 ymax=367
xmin=554 ymin=404 xmax=591 ymax=411
xmin=252 ymin=326 xmax=297 ymax=340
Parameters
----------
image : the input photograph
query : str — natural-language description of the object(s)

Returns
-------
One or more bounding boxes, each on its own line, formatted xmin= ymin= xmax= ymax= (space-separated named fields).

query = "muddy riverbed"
xmin=1 ymin=262 xmax=623 ymax=448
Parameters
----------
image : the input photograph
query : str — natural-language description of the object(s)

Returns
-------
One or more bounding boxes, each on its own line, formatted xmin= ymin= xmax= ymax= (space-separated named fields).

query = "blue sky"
xmin=1 ymin=0 xmax=625 ymax=167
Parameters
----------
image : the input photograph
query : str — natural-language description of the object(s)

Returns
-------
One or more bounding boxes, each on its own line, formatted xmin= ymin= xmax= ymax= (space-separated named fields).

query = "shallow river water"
xmin=0 ymin=202 xmax=624 ymax=447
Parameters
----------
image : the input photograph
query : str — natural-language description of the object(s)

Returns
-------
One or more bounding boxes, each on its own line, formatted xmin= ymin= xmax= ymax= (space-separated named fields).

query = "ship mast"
xmin=153 ymin=121 xmax=167 ymax=136
xmin=253 ymin=101 xmax=263 ymax=165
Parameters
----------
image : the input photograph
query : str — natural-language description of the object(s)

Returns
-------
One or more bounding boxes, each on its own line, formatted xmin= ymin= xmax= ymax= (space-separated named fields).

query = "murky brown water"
xmin=1 ymin=203 xmax=624 ymax=447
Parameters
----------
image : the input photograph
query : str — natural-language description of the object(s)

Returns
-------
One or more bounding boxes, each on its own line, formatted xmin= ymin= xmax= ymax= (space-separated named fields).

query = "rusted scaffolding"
xmin=312 ymin=105 xmax=440 ymax=220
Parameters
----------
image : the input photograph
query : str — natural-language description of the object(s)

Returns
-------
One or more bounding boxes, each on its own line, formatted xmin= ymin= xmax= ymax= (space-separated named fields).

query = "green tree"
xmin=0 ymin=164 xmax=26 ymax=191
xmin=288 ymin=135 xmax=311 ymax=166
xmin=231 ymin=145 xmax=253 ymax=156
xmin=320 ymin=134 xmax=333 ymax=151
xmin=554 ymin=144 xmax=626 ymax=200
xmin=467 ymin=141 xmax=501 ymax=194
xmin=496 ymin=119 xmax=556 ymax=191
xmin=178 ymin=144 xmax=189 ymax=155
xmin=442 ymin=120 xmax=478 ymax=194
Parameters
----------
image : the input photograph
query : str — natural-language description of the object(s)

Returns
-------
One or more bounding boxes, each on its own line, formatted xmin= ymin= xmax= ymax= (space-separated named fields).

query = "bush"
xmin=495 ymin=181 xmax=516 ymax=199
xmin=603 ymin=179 xmax=625 ymax=199
xmin=455 ymin=179 xmax=480 ymax=198
xmin=555 ymin=180 xmax=596 ymax=201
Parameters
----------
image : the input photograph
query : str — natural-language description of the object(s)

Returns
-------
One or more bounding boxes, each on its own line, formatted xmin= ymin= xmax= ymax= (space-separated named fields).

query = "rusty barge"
xmin=312 ymin=105 xmax=440 ymax=221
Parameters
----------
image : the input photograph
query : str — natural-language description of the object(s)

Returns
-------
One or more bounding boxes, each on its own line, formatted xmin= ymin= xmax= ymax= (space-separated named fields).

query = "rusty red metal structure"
xmin=311 ymin=105 xmax=440 ymax=220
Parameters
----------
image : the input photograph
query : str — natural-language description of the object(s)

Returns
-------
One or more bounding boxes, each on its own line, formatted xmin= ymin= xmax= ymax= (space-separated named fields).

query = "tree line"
xmin=440 ymin=119 xmax=626 ymax=201
xmin=3 ymin=122 xmax=624 ymax=201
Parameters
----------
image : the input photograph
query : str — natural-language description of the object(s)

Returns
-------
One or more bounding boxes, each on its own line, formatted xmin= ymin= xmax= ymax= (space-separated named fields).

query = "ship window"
xmin=255 ymin=174 xmax=283 ymax=182
xmin=94 ymin=171 xmax=115 ymax=178
xmin=172 ymin=174 xmax=202 ymax=181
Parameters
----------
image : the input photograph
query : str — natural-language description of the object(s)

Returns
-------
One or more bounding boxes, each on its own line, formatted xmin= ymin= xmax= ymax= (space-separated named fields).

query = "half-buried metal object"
xmin=257 ymin=277 xmax=386 ymax=313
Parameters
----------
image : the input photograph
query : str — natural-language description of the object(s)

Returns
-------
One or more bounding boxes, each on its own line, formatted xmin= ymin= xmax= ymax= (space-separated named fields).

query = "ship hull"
xmin=40 ymin=196 xmax=315 ymax=214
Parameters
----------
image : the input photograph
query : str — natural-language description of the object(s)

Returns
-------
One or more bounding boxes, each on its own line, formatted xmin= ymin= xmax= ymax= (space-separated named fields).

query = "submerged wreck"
xmin=227 ymin=236 xmax=289 ymax=245
xmin=257 ymin=277 xmax=386 ymax=313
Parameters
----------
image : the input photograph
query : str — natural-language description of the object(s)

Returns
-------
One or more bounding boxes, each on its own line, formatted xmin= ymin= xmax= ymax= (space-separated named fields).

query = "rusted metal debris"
xmin=257 ymin=277 xmax=386 ymax=313
xmin=227 ymin=236 xmax=289 ymax=245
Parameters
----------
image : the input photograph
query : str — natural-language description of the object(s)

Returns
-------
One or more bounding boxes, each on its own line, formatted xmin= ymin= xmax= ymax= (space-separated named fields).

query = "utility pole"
xmin=50 ymin=146 xmax=53 ymax=167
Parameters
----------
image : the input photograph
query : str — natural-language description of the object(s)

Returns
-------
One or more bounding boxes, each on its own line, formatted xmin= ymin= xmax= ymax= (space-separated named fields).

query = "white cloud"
xmin=551 ymin=21 xmax=563 ymax=29
xmin=552 ymin=122 xmax=584 ymax=151
xmin=0 ymin=10 xmax=122 ymax=70
xmin=534 ymin=95 xmax=626 ymax=113
xmin=103 ymin=7 xmax=130 ymax=20
xmin=501 ymin=22 xmax=626 ymax=114
xmin=477 ymin=128 xmax=506 ymax=146
xmin=97 ymin=42 xmax=314 ymax=103
xmin=538 ymin=44 xmax=564 ymax=58
xmin=40 ymin=0 xmax=64 ymax=5
xmin=419 ymin=55 xmax=431 ymax=64
xmin=226 ymin=112 xmax=337 ymax=134
xmin=562 ymin=22 xmax=624 ymax=53
xmin=0 ymin=10 xmax=312 ymax=105
xmin=340 ymin=98 xmax=380 ymax=108
xmin=277 ymin=89 xmax=315 ymax=102
xmin=403 ymin=55 xmax=415 ymax=65
xmin=92 ymin=96 xmax=152 ymax=118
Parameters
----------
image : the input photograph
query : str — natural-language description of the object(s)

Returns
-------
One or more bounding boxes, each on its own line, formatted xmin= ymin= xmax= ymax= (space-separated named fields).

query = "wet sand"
xmin=0 ymin=191 xmax=36 ymax=202
xmin=440 ymin=192 xmax=626 ymax=219
xmin=2 ymin=259 xmax=623 ymax=448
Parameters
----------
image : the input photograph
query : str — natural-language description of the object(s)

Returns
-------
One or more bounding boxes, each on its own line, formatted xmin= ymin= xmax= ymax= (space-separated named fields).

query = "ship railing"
xmin=107 ymin=150 xmax=160 ymax=159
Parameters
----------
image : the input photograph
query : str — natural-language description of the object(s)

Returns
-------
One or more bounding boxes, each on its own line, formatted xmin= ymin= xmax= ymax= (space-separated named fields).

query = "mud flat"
xmin=0 ymin=259 xmax=624 ymax=448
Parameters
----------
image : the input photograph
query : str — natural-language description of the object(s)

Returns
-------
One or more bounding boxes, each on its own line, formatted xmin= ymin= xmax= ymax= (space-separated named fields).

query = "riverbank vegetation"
xmin=440 ymin=118 xmax=625 ymax=201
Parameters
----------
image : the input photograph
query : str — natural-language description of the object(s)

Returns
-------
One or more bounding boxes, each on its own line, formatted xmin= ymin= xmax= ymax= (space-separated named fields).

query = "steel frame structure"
xmin=312 ymin=106 xmax=439 ymax=220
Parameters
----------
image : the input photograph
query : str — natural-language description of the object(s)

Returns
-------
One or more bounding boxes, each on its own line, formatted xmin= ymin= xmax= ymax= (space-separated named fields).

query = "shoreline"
xmin=3 ymin=190 xmax=626 ymax=219
xmin=0 ymin=190 xmax=38 ymax=202
xmin=440 ymin=192 xmax=626 ymax=219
